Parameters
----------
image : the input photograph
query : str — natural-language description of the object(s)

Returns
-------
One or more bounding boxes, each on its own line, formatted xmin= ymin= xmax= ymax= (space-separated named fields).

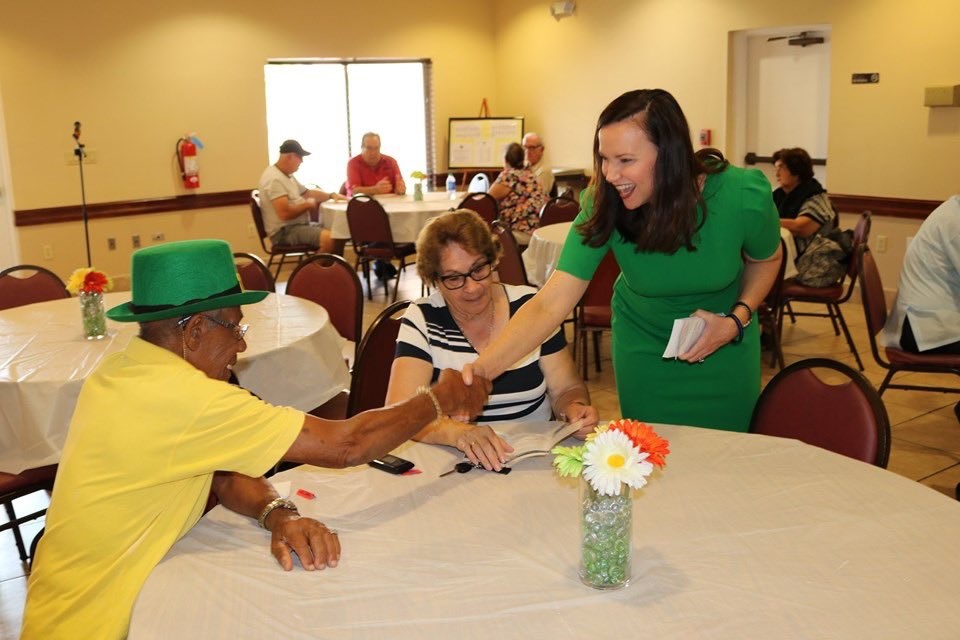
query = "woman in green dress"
xmin=467 ymin=89 xmax=781 ymax=431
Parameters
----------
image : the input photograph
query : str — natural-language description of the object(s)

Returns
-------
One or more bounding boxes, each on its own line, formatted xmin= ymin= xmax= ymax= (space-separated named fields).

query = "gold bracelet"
xmin=417 ymin=385 xmax=443 ymax=422
xmin=257 ymin=497 xmax=298 ymax=530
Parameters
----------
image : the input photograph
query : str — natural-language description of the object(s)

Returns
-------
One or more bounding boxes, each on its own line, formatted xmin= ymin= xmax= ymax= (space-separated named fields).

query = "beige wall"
xmin=0 ymin=0 xmax=499 ymax=278
xmin=491 ymin=0 xmax=960 ymax=286
xmin=3 ymin=0 xmax=959 ymax=286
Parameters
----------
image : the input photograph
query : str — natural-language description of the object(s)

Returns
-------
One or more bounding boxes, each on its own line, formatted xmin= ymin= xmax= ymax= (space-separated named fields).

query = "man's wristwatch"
xmin=257 ymin=497 xmax=298 ymax=530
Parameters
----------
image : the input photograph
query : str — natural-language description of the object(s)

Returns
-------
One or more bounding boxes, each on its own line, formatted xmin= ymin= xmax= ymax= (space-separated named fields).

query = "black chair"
xmin=750 ymin=358 xmax=891 ymax=467
xmin=776 ymin=211 xmax=871 ymax=370
xmin=458 ymin=192 xmax=499 ymax=228
xmin=233 ymin=252 xmax=276 ymax=293
xmin=346 ymin=195 xmax=416 ymax=302
xmin=0 ymin=265 xmax=70 ymax=310
xmin=491 ymin=221 xmax=529 ymax=286
xmin=757 ymin=238 xmax=789 ymax=369
xmin=856 ymin=244 xmax=960 ymax=396
xmin=539 ymin=197 xmax=579 ymax=227
xmin=347 ymin=300 xmax=411 ymax=417
xmin=250 ymin=189 xmax=315 ymax=281
xmin=1 ymin=465 xmax=57 ymax=564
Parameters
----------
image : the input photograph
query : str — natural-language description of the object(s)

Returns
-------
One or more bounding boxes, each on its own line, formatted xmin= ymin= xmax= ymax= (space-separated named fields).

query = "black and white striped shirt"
xmin=395 ymin=284 xmax=566 ymax=422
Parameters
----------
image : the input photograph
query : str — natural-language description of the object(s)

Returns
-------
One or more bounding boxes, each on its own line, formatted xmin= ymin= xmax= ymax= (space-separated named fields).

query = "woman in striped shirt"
xmin=385 ymin=209 xmax=598 ymax=470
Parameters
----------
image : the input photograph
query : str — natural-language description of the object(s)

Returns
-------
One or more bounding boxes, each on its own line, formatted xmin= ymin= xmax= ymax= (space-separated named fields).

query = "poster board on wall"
xmin=448 ymin=117 xmax=524 ymax=169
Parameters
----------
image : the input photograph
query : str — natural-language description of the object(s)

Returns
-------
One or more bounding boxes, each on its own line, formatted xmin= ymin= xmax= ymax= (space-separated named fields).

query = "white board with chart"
xmin=448 ymin=117 xmax=524 ymax=169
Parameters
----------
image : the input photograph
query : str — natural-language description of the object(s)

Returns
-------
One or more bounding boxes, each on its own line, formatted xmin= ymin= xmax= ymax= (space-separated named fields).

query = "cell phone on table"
xmin=368 ymin=454 xmax=414 ymax=474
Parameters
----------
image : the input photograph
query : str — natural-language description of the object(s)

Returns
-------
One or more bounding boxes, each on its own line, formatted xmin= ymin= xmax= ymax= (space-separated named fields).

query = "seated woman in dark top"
xmin=772 ymin=147 xmax=838 ymax=256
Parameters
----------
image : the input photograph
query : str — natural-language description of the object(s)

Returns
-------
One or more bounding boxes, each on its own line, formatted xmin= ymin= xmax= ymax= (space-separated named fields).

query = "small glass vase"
xmin=79 ymin=291 xmax=107 ymax=340
xmin=579 ymin=476 xmax=632 ymax=589
xmin=413 ymin=182 xmax=424 ymax=201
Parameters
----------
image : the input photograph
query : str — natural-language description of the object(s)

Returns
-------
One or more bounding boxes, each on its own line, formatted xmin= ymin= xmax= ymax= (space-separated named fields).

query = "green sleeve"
xmin=556 ymin=188 xmax=611 ymax=281
xmin=740 ymin=168 xmax=780 ymax=261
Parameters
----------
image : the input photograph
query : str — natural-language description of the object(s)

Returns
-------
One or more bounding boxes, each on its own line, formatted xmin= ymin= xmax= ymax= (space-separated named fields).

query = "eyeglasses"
xmin=522 ymin=144 xmax=543 ymax=150
xmin=178 ymin=314 xmax=249 ymax=341
xmin=437 ymin=261 xmax=493 ymax=290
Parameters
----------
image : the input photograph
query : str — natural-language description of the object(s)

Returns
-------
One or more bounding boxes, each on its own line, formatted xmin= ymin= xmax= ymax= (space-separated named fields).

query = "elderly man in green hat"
xmin=22 ymin=239 xmax=491 ymax=640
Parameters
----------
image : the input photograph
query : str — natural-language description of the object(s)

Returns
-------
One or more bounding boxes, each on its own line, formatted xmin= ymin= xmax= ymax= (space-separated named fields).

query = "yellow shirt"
xmin=21 ymin=337 xmax=303 ymax=639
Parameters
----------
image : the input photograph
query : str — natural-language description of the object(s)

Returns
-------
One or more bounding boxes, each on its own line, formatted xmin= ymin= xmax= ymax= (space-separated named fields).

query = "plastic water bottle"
xmin=446 ymin=173 xmax=457 ymax=200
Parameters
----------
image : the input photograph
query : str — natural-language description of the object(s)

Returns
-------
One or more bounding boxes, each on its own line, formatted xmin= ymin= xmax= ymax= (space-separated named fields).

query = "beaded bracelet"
xmin=417 ymin=385 xmax=443 ymax=422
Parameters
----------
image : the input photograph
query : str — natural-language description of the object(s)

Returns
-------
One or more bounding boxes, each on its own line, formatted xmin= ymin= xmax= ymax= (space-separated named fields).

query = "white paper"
xmin=662 ymin=316 xmax=705 ymax=358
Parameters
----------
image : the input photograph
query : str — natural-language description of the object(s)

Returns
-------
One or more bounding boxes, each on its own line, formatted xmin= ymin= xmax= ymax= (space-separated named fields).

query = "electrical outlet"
xmin=247 ymin=224 xmax=256 ymax=238
xmin=107 ymin=238 xmax=116 ymax=250
xmin=876 ymin=235 xmax=888 ymax=253
xmin=132 ymin=235 xmax=141 ymax=248
xmin=152 ymin=232 xmax=165 ymax=242
xmin=42 ymin=244 xmax=54 ymax=260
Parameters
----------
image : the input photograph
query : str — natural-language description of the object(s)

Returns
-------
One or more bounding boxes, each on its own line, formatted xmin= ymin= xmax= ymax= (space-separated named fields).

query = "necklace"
xmin=453 ymin=294 xmax=496 ymax=353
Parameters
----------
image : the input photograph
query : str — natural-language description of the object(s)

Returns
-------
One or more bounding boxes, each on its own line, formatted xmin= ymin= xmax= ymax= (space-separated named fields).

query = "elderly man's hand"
xmin=266 ymin=510 xmax=340 ymax=571
xmin=432 ymin=368 xmax=491 ymax=422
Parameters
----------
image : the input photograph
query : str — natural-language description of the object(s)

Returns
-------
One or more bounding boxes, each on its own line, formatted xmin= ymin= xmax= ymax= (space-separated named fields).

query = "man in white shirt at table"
xmin=258 ymin=138 xmax=337 ymax=254
xmin=523 ymin=132 xmax=554 ymax=197
xmin=20 ymin=239 xmax=490 ymax=640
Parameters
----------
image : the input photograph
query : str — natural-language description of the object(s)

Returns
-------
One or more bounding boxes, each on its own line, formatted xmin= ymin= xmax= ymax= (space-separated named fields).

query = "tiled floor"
xmin=2 ymin=264 xmax=958 ymax=637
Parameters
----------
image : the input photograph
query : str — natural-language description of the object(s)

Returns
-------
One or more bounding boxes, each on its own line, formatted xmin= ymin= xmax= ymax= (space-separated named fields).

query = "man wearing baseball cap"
xmin=22 ymin=239 xmax=491 ymax=639
xmin=258 ymin=138 xmax=337 ymax=254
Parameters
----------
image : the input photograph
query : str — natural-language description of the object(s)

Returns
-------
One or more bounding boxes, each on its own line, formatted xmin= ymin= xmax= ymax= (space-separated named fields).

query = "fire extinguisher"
xmin=176 ymin=136 xmax=201 ymax=189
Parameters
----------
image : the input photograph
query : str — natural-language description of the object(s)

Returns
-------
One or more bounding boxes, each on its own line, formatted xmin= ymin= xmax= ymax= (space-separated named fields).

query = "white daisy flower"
xmin=582 ymin=429 xmax=654 ymax=496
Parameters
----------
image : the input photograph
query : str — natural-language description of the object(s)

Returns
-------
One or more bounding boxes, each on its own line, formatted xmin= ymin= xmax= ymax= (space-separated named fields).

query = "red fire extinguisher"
xmin=176 ymin=136 xmax=200 ymax=189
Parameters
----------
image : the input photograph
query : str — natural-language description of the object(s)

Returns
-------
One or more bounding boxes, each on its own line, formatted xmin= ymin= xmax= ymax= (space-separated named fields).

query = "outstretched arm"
xmin=466 ymin=270 xmax=589 ymax=383
xmin=284 ymin=369 xmax=491 ymax=468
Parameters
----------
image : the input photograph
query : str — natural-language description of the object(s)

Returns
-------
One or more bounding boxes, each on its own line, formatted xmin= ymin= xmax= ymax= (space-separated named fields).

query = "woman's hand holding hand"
xmin=678 ymin=309 xmax=739 ymax=364
xmin=455 ymin=424 xmax=514 ymax=471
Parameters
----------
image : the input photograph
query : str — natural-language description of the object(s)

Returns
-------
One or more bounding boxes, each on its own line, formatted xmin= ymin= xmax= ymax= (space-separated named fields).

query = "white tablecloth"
xmin=0 ymin=292 xmax=349 ymax=473
xmin=130 ymin=424 xmax=960 ymax=639
xmin=522 ymin=221 xmax=572 ymax=286
xmin=321 ymin=191 xmax=460 ymax=243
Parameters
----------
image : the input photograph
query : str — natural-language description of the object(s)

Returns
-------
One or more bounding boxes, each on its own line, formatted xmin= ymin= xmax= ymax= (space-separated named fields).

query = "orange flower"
xmin=608 ymin=419 xmax=670 ymax=468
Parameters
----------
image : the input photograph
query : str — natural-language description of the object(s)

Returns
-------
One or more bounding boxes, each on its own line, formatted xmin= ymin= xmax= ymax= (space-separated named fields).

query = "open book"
xmin=438 ymin=419 xmax=587 ymax=476
xmin=495 ymin=419 xmax=586 ymax=464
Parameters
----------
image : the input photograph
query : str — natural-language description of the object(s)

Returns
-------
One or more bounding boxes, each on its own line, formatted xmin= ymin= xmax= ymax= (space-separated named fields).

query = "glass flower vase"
xmin=413 ymin=182 xmax=424 ymax=201
xmin=579 ymin=476 xmax=632 ymax=589
xmin=79 ymin=291 xmax=107 ymax=340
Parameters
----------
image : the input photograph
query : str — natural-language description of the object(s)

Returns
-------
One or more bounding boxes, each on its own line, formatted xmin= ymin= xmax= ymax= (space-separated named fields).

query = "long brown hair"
xmin=579 ymin=89 xmax=727 ymax=254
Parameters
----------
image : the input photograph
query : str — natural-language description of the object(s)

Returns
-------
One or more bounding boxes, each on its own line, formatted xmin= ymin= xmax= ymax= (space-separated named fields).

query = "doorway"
xmin=729 ymin=25 xmax=831 ymax=188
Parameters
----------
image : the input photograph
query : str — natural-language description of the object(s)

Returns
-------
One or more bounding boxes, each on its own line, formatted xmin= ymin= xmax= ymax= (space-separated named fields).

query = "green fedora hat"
xmin=107 ymin=239 xmax=268 ymax=322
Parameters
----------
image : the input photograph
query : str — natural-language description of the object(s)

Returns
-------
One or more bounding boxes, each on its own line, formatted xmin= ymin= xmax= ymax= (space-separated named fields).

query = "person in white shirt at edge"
xmin=523 ymin=132 xmax=555 ymax=197
xmin=258 ymin=139 xmax=338 ymax=254
xmin=881 ymin=195 xmax=960 ymax=422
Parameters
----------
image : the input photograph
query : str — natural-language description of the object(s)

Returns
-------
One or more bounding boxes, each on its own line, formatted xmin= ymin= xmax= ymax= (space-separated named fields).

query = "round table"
xmin=320 ymin=191 xmax=461 ymax=243
xmin=522 ymin=221 xmax=573 ymax=286
xmin=130 ymin=423 xmax=960 ymax=639
xmin=0 ymin=292 xmax=350 ymax=473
